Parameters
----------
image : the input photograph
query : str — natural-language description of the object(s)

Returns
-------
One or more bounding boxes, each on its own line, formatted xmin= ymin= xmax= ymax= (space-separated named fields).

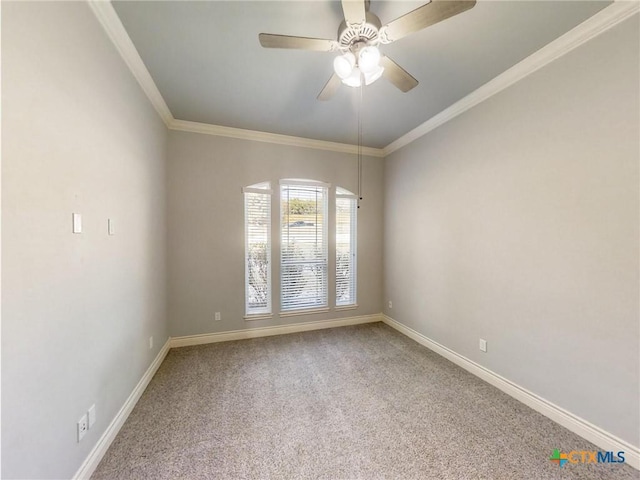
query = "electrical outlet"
xmin=77 ymin=414 xmax=88 ymax=442
xmin=479 ymin=339 xmax=487 ymax=353
xmin=149 ymin=336 xmax=153 ymax=350
xmin=88 ymin=404 xmax=96 ymax=428
xmin=388 ymin=301 xmax=392 ymax=309
xmin=214 ymin=312 xmax=221 ymax=321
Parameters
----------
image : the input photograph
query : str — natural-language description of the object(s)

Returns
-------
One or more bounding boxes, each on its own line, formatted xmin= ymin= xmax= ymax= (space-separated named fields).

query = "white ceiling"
xmin=112 ymin=1 xmax=610 ymax=149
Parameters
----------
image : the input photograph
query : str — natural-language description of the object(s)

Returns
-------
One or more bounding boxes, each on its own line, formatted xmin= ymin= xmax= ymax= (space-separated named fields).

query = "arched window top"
xmin=280 ymin=178 xmax=330 ymax=188
xmin=337 ymin=186 xmax=356 ymax=198
xmin=243 ymin=181 xmax=272 ymax=194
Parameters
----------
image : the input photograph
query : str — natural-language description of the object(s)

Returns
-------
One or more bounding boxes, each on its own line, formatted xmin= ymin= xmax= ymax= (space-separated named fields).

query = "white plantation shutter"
xmin=336 ymin=188 xmax=357 ymax=306
xmin=244 ymin=182 xmax=271 ymax=316
xmin=280 ymin=181 xmax=328 ymax=311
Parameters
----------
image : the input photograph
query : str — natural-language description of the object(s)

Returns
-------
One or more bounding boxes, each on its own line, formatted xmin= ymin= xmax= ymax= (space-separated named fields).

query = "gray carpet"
xmin=92 ymin=323 xmax=638 ymax=479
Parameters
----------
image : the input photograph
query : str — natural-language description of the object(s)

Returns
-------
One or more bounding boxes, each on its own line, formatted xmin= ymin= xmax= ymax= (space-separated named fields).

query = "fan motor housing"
xmin=337 ymin=12 xmax=382 ymax=49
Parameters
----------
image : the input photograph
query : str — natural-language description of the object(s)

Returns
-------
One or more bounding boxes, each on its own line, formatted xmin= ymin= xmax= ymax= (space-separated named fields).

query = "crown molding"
xmin=86 ymin=0 xmax=385 ymax=157
xmin=169 ymin=119 xmax=385 ymax=157
xmin=382 ymin=0 xmax=640 ymax=157
xmin=88 ymin=0 xmax=637 ymax=159
xmin=87 ymin=0 xmax=174 ymax=127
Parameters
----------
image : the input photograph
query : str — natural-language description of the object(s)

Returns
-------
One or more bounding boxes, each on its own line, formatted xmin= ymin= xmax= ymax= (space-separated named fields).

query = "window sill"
xmin=279 ymin=307 xmax=330 ymax=318
xmin=244 ymin=314 xmax=273 ymax=321
xmin=335 ymin=304 xmax=358 ymax=311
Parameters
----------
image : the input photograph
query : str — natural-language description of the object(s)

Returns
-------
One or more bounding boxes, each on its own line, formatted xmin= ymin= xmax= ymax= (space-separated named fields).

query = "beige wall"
xmin=2 ymin=2 xmax=168 ymax=478
xmin=2 ymin=1 xmax=638 ymax=477
xmin=167 ymin=131 xmax=383 ymax=337
xmin=384 ymin=15 xmax=639 ymax=446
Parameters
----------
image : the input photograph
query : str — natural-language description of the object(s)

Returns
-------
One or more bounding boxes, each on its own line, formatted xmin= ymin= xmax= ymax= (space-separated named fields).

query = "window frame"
xmin=336 ymin=187 xmax=358 ymax=308
xmin=243 ymin=182 xmax=273 ymax=318
xmin=279 ymin=179 xmax=330 ymax=314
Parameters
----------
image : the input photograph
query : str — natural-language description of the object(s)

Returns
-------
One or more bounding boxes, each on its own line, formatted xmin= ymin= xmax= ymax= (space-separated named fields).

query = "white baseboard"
xmin=72 ymin=315 xmax=379 ymax=478
xmin=381 ymin=314 xmax=640 ymax=470
xmin=72 ymin=338 xmax=172 ymax=480
xmin=73 ymin=314 xmax=636 ymax=478
xmin=170 ymin=314 xmax=382 ymax=348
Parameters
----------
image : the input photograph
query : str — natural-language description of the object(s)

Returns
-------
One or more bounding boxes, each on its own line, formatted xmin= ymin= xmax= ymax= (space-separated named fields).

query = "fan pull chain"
xmin=357 ymin=77 xmax=363 ymax=209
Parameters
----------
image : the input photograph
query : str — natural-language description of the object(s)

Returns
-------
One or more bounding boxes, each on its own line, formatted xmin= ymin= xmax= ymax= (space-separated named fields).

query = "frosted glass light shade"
xmin=337 ymin=46 xmax=384 ymax=88
xmin=340 ymin=65 xmax=384 ymax=87
xmin=342 ymin=67 xmax=362 ymax=87
xmin=333 ymin=52 xmax=356 ymax=80
xmin=358 ymin=46 xmax=381 ymax=74
xmin=364 ymin=65 xmax=384 ymax=85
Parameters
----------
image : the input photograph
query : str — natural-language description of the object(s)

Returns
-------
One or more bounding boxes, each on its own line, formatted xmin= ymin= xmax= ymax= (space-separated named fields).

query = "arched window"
xmin=280 ymin=179 xmax=329 ymax=312
xmin=243 ymin=182 xmax=272 ymax=316
xmin=336 ymin=187 xmax=357 ymax=307
xmin=244 ymin=180 xmax=357 ymax=317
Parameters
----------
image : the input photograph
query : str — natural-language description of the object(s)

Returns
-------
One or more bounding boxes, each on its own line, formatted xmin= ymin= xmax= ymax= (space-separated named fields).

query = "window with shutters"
xmin=280 ymin=180 xmax=328 ymax=312
xmin=244 ymin=182 xmax=272 ymax=317
xmin=336 ymin=187 xmax=357 ymax=307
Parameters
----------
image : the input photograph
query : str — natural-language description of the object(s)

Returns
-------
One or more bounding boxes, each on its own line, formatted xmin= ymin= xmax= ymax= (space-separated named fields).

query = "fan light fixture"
xmin=333 ymin=52 xmax=356 ymax=79
xmin=333 ymin=45 xmax=384 ymax=88
xmin=259 ymin=0 xmax=477 ymax=100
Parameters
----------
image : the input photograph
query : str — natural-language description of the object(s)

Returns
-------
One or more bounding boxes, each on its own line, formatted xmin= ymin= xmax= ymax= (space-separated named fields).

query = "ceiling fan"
xmin=259 ymin=0 xmax=476 ymax=100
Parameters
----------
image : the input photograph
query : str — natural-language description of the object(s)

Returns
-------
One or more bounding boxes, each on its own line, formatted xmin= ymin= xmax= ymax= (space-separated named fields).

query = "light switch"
xmin=108 ymin=218 xmax=115 ymax=236
xmin=72 ymin=213 xmax=82 ymax=234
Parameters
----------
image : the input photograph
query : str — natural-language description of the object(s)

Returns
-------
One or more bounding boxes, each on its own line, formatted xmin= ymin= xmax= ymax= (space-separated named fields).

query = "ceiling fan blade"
xmin=317 ymin=74 xmax=342 ymax=101
xmin=259 ymin=33 xmax=337 ymax=52
xmin=381 ymin=0 xmax=476 ymax=43
xmin=341 ymin=0 xmax=366 ymax=25
xmin=380 ymin=56 xmax=419 ymax=93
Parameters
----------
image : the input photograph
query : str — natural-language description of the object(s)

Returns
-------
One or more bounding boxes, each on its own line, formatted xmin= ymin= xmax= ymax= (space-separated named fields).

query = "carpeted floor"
xmin=92 ymin=322 xmax=638 ymax=479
